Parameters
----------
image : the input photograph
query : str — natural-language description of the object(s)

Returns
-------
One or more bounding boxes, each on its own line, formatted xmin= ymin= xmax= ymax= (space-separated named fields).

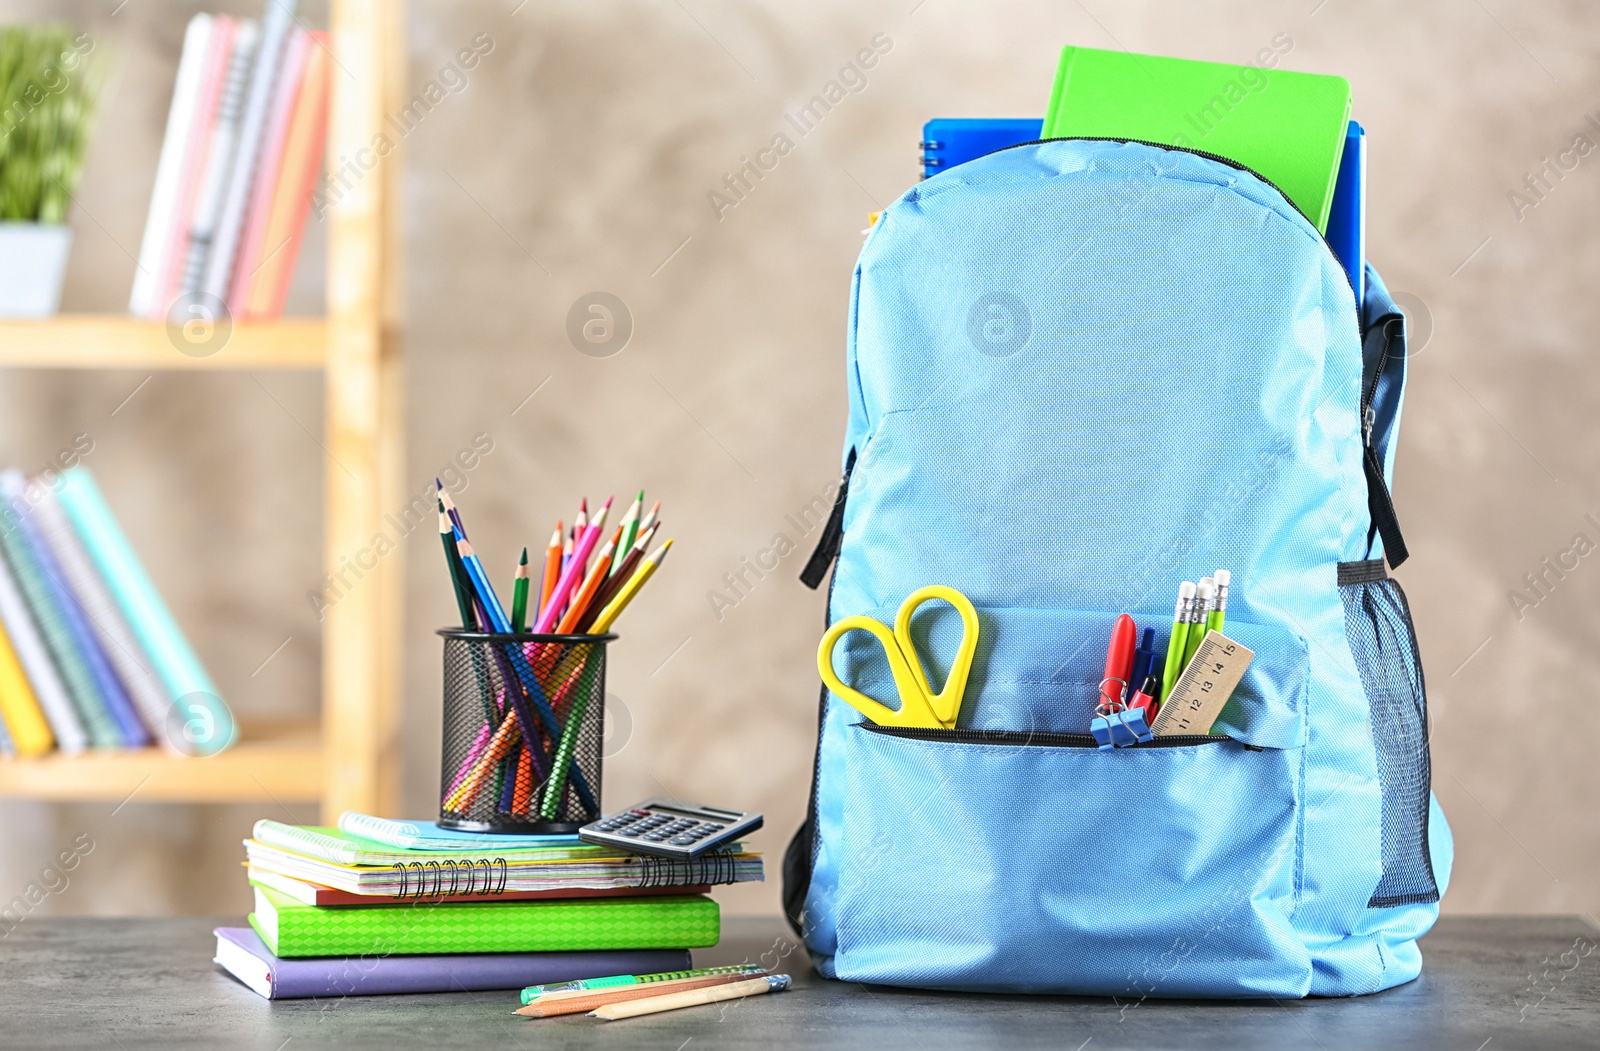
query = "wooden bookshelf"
xmin=0 ymin=0 xmax=404 ymax=821
xmin=0 ymin=317 xmax=326 ymax=369
xmin=0 ymin=720 xmax=322 ymax=803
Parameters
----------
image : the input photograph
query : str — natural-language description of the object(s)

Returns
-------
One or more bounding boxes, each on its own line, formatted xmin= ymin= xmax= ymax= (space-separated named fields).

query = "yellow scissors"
xmin=816 ymin=585 xmax=980 ymax=729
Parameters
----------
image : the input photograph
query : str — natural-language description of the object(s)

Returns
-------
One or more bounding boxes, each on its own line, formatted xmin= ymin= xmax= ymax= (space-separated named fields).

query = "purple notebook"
xmin=214 ymin=927 xmax=690 ymax=1000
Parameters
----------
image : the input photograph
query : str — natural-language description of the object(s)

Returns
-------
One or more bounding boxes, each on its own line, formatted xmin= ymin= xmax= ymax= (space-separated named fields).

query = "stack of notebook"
xmin=214 ymin=812 xmax=764 ymax=999
xmin=0 ymin=466 xmax=229 ymax=758
xmin=129 ymin=1 xmax=330 ymax=321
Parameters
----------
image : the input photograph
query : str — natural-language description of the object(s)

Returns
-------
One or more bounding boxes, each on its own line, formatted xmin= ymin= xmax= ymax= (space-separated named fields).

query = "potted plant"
xmin=0 ymin=24 xmax=98 ymax=318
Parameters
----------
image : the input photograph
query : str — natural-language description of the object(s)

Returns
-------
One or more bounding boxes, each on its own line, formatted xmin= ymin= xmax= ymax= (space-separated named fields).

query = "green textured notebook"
xmin=250 ymin=886 xmax=721 ymax=957
xmin=1043 ymin=45 xmax=1351 ymax=232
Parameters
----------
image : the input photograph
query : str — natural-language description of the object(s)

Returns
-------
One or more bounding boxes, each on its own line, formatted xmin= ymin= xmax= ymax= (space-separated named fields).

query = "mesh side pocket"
xmin=1337 ymin=560 xmax=1438 ymax=908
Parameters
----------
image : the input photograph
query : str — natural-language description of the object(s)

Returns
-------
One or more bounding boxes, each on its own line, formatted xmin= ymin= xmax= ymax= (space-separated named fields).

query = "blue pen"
xmin=1127 ymin=628 xmax=1157 ymax=705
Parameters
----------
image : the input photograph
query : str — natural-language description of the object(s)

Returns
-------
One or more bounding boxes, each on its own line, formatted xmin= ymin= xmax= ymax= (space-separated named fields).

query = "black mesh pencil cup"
xmin=438 ymin=630 xmax=614 ymax=834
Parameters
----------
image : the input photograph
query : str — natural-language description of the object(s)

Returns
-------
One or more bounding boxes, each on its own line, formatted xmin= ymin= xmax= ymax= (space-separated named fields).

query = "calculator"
xmin=578 ymin=799 xmax=763 ymax=860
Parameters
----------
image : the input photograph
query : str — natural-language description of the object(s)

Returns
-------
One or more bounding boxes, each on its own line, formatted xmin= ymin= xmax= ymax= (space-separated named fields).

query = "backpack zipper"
xmin=974 ymin=136 xmax=1358 ymax=304
xmin=860 ymin=723 xmax=1233 ymax=749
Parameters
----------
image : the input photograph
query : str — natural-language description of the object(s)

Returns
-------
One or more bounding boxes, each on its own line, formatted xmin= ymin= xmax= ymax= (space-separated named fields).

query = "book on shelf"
xmin=131 ymin=2 xmax=330 ymax=322
xmin=0 ymin=467 xmax=228 ymax=760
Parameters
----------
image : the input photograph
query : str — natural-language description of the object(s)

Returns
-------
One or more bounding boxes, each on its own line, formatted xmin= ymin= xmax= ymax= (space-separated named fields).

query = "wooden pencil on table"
xmin=590 ymin=975 xmax=791 ymax=1020
xmin=516 ymin=972 xmax=768 ymax=1018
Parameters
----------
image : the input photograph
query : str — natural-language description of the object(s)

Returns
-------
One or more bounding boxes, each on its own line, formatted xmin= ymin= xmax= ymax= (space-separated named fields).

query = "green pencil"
xmin=1182 ymin=578 xmax=1215 ymax=668
xmin=1207 ymin=569 xmax=1230 ymax=634
xmin=1160 ymin=581 xmax=1196 ymax=700
xmin=511 ymin=547 xmax=530 ymax=632
xmin=611 ymin=490 xmax=643 ymax=577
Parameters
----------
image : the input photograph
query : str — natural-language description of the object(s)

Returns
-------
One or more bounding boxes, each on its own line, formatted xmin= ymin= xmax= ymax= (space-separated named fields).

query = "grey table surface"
xmin=0 ymin=915 xmax=1595 ymax=1050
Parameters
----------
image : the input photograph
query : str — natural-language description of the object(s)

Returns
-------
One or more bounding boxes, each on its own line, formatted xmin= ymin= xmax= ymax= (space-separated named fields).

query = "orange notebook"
xmin=245 ymin=33 xmax=330 ymax=318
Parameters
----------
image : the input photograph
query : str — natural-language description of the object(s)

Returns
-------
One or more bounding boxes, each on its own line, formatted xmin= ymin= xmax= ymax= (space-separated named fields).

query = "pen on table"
xmin=1208 ymin=569 xmax=1230 ymax=634
xmin=590 ymin=974 xmax=792 ymax=1021
xmin=1160 ymin=581 xmax=1196 ymax=700
xmin=510 ymin=547 xmax=530 ymax=633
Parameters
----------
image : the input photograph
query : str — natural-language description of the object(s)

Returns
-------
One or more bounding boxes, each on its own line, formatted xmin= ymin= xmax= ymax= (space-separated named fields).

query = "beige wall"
xmin=0 ymin=0 xmax=1595 ymax=921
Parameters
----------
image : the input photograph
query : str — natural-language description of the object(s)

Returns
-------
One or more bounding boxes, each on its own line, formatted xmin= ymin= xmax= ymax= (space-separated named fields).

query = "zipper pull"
xmin=1362 ymin=404 xmax=1376 ymax=447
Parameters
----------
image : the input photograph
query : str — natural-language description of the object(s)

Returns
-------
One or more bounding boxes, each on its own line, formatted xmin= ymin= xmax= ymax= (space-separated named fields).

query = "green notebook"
xmin=1043 ymin=45 xmax=1351 ymax=232
xmin=250 ymin=886 xmax=721 ymax=957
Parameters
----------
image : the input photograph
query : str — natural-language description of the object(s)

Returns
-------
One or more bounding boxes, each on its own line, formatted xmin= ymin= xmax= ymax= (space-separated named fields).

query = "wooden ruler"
xmin=1149 ymin=632 xmax=1255 ymax=737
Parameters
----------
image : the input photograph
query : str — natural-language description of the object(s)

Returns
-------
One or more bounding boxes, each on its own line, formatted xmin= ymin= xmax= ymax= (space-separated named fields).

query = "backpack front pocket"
xmin=829 ymin=726 xmax=1309 ymax=997
xmin=817 ymin=608 xmax=1313 ymax=997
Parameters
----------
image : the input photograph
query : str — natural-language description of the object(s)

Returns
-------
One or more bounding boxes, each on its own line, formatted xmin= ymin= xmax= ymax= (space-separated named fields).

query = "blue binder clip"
xmin=1091 ymin=678 xmax=1153 ymax=749
xmin=1090 ymin=708 xmax=1153 ymax=748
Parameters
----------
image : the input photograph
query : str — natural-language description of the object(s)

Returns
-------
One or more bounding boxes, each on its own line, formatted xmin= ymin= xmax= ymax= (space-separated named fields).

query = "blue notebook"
xmin=920 ymin=116 xmax=1366 ymax=308
xmin=921 ymin=118 xmax=1042 ymax=179
xmin=1325 ymin=120 xmax=1365 ymax=310
xmin=337 ymin=811 xmax=581 ymax=850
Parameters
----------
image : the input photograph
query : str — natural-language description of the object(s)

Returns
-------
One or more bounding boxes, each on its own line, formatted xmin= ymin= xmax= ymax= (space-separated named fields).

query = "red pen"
xmin=1127 ymin=674 xmax=1160 ymax=721
xmin=1101 ymin=614 xmax=1136 ymax=711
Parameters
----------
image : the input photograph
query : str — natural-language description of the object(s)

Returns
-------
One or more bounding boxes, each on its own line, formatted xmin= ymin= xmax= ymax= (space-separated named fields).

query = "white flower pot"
xmin=0 ymin=223 xmax=72 ymax=318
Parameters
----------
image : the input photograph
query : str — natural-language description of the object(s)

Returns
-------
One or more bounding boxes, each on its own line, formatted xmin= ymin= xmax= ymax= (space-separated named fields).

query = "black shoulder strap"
xmin=799 ymin=450 xmax=855 ymax=590
xmin=1361 ymin=314 xmax=1409 ymax=570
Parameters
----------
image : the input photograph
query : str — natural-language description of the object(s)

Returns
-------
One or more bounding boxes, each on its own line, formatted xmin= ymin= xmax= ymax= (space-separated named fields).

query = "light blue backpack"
xmin=784 ymin=138 xmax=1451 ymax=998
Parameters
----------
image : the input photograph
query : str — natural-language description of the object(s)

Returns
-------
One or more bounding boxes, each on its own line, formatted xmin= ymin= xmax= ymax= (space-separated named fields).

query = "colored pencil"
xmin=590 ymin=975 xmax=790 ymax=1020
xmin=517 ymin=972 xmax=768 ymax=1018
xmin=556 ymin=527 xmax=620 ymax=634
xmin=612 ymin=491 xmax=643 ymax=577
xmin=567 ymin=498 xmax=587 ymax=575
xmin=638 ymin=499 xmax=661 ymax=536
xmin=438 ymin=503 xmax=475 ymax=629
xmin=577 ymin=522 xmax=658 ymax=632
xmin=511 ymin=547 xmax=530 ymax=633
xmin=538 ymin=523 xmax=562 ymax=621
xmin=438 ymin=481 xmax=467 ymax=540
xmin=532 ymin=498 xmax=612 ymax=634
xmin=588 ymin=539 xmax=672 ymax=634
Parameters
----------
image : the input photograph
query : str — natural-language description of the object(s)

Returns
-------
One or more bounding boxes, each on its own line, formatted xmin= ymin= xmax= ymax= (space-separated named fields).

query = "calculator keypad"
xmin=580 ymin=801 xmax=762 ymax=859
